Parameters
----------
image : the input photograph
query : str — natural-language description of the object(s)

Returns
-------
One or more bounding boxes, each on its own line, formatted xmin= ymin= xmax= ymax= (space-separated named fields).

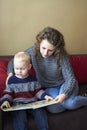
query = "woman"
xmin=7 ymin=27 xmax=87 ymax=113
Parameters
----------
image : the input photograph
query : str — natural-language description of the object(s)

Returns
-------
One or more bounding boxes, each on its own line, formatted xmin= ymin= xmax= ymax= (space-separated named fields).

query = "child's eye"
xmin=16 ymin=68 xmax=19 ymax=70
xmin=42 ymin=47 xmax=46 ymax=50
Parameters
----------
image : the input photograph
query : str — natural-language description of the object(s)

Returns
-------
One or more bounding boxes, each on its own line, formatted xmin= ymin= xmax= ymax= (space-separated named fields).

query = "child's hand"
xmin=0 ymin=101 xmax=11 ymax=109
xmin=44 ymin=95 xmax=53 ymax=101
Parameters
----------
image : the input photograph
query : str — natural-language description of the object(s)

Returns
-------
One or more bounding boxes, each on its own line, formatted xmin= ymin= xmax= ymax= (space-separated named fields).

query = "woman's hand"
xmin=54 ymin=94 xmax=67 ymax=103
xmin=6 ymin=73 xmax=13 ymax=85
xmin=0 ymin=101 xmax=11 ymax=109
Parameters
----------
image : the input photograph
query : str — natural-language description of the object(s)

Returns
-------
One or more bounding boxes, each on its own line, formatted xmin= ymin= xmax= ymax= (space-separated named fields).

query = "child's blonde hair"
xmin=14 ymin=52 xmax=30 ymax=64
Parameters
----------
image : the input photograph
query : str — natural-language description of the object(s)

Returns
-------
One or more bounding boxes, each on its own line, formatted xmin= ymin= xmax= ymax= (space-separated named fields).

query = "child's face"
xmin=14 ymin=60 xmax=31 ymax=78
xmin=40 ymin=39 xmax=55 ymax=58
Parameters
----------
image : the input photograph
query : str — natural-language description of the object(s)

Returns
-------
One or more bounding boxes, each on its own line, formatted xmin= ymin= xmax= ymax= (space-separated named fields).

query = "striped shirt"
xmin=1 ymin=74 xmax=45 ymax=104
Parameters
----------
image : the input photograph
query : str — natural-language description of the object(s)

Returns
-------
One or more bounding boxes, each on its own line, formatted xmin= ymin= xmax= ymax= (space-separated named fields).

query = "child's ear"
xmin=28 ymin=63 xmax=32 ymax=70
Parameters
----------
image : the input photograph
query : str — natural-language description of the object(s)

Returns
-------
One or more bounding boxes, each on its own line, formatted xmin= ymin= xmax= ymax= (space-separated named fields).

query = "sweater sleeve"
xmin=7 ymin=59 xmax=14 ymax=74
xmin=60 ymin=54 xmax=77 ymax=97
xmin=0 ymin=97 xmax=11 ymax=106
xmin=33 ymin=80 xmax=47 ymax=99
xmin=0 ymin=83 xmax=14 ymax=104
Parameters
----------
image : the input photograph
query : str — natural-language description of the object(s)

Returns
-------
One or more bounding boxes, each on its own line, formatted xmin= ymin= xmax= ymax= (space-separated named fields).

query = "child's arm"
xmin=44 ymin=95 xmax=53 ymax=101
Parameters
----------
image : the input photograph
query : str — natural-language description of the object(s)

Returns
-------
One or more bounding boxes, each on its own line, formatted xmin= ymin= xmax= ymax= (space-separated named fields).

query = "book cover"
xmin=2 ymin=100 xmax=58 ymax=112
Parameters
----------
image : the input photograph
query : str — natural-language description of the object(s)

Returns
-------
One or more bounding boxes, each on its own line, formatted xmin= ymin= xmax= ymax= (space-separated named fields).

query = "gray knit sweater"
xmin=7 ymin=46 xmax=77 ymax=97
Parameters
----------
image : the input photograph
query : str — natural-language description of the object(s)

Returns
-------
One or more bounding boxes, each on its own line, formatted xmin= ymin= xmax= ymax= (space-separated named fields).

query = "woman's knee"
xmin=62 ymin=99 xmax=78 ymax=110
xmin=45 ymin=88 xmax=59 ymax=98
xmin=46 ymin=104 xmax=66 ymax=113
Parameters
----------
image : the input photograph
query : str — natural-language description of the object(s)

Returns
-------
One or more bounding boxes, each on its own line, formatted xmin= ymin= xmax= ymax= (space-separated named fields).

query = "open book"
xmin=2 ymin=100 xmax=58 ymax=112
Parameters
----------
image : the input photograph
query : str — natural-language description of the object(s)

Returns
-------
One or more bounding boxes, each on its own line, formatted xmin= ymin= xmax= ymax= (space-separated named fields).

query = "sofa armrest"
xmin=0 ymin=109 xmax=3 ymax=130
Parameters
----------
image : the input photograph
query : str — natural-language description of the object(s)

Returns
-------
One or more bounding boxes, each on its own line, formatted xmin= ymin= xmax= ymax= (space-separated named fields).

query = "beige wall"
xmin=0 ymin=0 xmax=87 ymax=55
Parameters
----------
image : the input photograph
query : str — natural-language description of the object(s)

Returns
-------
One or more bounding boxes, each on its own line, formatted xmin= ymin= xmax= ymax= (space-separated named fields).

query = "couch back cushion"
xmin=69 ymin=55 xmax=87 ymax=84
xmin=0 ymin=58 xmax=10 ymax=97
xmin=0 ymin=55 xmax=87 ymax=97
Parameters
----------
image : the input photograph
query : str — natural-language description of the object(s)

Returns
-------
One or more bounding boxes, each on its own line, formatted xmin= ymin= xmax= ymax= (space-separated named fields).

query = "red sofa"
xmin=0 ymin=55 xmax=87 ymax=130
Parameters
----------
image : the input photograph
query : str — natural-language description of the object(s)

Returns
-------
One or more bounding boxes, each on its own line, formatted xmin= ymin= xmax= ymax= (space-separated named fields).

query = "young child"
xmin=0 ymin=51 xmax=52 ymax=130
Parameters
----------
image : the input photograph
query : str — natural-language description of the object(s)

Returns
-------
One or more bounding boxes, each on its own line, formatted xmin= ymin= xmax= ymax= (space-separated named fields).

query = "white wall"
xmin=0 ymin=0 xmax=87 ymax=55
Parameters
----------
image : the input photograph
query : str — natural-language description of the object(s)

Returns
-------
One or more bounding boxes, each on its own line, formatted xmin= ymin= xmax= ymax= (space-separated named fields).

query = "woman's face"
xmin=40 ymin=39 xmax=55 ymax=58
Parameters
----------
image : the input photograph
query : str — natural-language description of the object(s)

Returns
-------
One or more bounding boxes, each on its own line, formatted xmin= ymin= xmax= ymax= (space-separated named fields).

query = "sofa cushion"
xmin=0 ymin=59 xmax=10 ymax=97
xmin=0 ymin=55 xmax=87 ymax=97
xmin=69 ymin=55 xmax=87 ymax=84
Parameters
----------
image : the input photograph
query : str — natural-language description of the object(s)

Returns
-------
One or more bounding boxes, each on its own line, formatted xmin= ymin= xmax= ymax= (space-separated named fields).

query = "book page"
xmin=2 ymin=100 xmax=58 ymax=112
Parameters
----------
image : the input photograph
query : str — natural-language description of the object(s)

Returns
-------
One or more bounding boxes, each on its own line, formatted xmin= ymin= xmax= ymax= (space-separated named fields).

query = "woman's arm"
xmin=60 ymin=54 xmax=77 ymax=97
xmin=6 ymin=59 xmax=14 ymax=84
xmin=7 ymin=59 xmax=14 ymax=75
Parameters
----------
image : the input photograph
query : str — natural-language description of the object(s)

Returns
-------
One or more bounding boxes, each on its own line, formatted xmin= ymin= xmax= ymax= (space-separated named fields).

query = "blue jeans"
xmin=45 ymin=83 xmax=87 ymax=113
xmin=12 ymin=108 xmax=48 ymax=130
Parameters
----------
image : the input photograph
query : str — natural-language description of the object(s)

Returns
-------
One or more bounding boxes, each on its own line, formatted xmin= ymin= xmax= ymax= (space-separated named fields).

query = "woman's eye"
xmin=49 ymin=50 xmax=53 ymax=52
